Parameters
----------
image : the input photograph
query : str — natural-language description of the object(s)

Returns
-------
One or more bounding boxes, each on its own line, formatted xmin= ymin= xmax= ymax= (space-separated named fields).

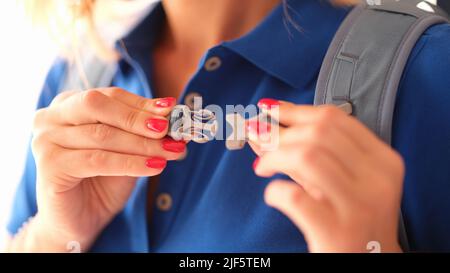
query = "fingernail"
xmin=252 ymin=157 xmax=260 ymax=171
xmin=257 ymin=98 xmax=280 ymax=110
xmin=145 ymin=118 xmax=168 ymax=133
xmin=162 ymin=137 xmax=186 ymax=153
xmin=145 ymin=157 xmax=167 ymax=169
xmin=246 ymin=120 xmax=271 ymax=135
xmin=155 ymin=97 xmax=176 ymax=108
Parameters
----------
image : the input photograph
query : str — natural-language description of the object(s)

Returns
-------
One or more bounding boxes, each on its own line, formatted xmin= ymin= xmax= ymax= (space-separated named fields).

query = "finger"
xmin=258 ymin=99 xmax=385 ymax=152
xmin=54 ymin=148 xmax=168 ymax=179
xmin=246 ymin=119 xmax=280 ymax=152
xmin=44 ymin=124 xmax=186 ymax=160
xmin=258 ymin=99 xmax=316 ymax=126
xmin=254 ymin=144 xmax=352 ymax=201
xmin=56 ymin=90 xmax=169 ymax=139
xmin=277 ymin=125 xmax=365 ymax=178
xmin=101 ymin=87 xmax=176 ymax=116
xmin=247 ymin=140 xmax=264 ymax=156
xmin=265 ymin=180 xmax=331 ymax=235
xmin=50 ymin=91 xmax=78 ymax=105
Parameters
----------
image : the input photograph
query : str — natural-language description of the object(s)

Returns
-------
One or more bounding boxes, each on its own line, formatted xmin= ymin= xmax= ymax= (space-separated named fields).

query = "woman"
xmin=6 ymin=0 xmax=450 ymax=252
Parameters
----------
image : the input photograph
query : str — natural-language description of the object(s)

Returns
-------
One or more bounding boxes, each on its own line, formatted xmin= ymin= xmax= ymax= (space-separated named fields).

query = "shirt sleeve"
xmin=393 ymin=22 xmax=450 ymax=251
xmin=6 ymin=59 xmax=67 ymax=235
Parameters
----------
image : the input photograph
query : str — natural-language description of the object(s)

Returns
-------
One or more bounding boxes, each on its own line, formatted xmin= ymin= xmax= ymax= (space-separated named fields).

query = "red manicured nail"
xmin=162 ymin=137 xmax=186 ymax=153
xmin=145 ymin=118 xmax=168 ymax=132
xmin=155 ymin=97 xmax=176 ymax=108
xmin=253 ymin=157 xmax=260 ymax=171
xmin=145 ymin=157 xmax=167 ymax=169
xmin=246 ymin=120 xmax=271 ymax=135
xmin=257 ymin=98 xmax=280 ymax=109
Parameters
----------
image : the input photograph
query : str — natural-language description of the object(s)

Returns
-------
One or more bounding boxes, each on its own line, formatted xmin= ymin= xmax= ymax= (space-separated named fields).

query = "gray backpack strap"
xmin=315 ymin=0 xmax=448 ymax=142
xmin=314 ymin=0 xmax=449 ymax=251
xmin=439 ymin=0 xmax=450 ymax=15
xmin=61 ymin=50 xmax=117 ymax=91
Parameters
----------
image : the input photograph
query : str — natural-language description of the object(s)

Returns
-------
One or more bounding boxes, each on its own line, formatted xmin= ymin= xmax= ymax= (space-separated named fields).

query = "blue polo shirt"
xmin=8 ymin=0 xmax=450 ymax=252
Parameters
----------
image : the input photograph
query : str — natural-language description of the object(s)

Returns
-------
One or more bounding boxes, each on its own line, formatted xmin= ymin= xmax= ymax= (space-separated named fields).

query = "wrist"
xmin=379 ymin=240 xmax=403 ymax=253
xmin=365 ymin=235 xmax=403 ymax=253
xmin=36 ymin=214 xmax=99 ymax=252
xmin=17 ymin=214 xmax=92 ymax=253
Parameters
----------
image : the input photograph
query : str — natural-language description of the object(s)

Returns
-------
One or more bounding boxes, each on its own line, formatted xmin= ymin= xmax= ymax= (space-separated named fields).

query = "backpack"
xmin=438 ymin=0 xmax=450 ymax=14
xmin=61 ymin=0 xmax=450 ymax=251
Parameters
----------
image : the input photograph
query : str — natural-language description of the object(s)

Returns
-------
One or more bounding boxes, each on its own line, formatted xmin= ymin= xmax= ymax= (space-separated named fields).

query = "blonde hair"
xmin=23 ymin=0 xmax=359 ymax=61
xmin=22 ymin=0 xmax=117 ymax=61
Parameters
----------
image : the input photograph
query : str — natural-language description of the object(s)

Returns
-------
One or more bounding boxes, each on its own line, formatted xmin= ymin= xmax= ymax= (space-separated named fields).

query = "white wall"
xmin=0 ymin=2 xmax=56 ymax=249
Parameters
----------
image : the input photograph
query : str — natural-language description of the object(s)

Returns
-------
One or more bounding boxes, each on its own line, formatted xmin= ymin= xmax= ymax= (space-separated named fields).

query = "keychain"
xmin=167 ymin=107 xmax=279 ymax=150
xmin=166 ymin=104 xmax=275 ymax=149
xmin=167 ymin=102 xmax=353 ymax=149
xmin=168 ymin=105 xmax=218 ymax=143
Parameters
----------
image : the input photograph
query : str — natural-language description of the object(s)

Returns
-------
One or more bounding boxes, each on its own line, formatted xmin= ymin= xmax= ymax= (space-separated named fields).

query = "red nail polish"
xmin=257 ymin=98 xmax=280 ymax=109
xmin=253 ymin=157 xmax=260 ymax=171
xmin=246 ymin=120 xmax=271 ymax=135
xmin=162 ymin=138 xmax=186 ymax=153
xmin=155 ymin=97 xmax=176 ymax=108
xmin=145 ymin=118 xmax=168 ymax=132
xmin=145 ymin=157 xmax=167 ymax=169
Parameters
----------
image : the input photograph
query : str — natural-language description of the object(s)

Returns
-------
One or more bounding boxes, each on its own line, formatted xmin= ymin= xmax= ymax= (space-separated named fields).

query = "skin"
xmin=249 ymin=101 xmax=404 ymax=252
xmin=152 ymin=0 xmax=281 ymax=98
xmin=7 ymin=88 xmax=185 ymax=252
xmin=7 ymin=0 xmax=404 ymax=252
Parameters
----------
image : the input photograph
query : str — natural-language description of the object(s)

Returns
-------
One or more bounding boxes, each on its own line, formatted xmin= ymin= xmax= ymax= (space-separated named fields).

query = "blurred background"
xmin=0 ymin=1 xmax=56 ymax=249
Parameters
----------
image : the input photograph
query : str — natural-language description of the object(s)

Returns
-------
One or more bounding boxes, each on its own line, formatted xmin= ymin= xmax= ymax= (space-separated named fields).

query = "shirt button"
xmin=156 ymin=193 xmax=172 ymax=211
xmin=184 ymin=92 xmax=202 ymax=110
xmin=204 ymin=56 xmax=222 ymax=71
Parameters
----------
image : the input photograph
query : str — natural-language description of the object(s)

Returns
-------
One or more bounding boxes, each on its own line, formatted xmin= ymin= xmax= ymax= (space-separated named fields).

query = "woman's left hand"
xmin=248 ymin=99 xmax=405 ymax=253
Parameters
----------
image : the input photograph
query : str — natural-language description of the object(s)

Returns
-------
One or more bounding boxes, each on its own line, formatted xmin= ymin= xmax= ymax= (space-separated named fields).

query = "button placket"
xmin=184 ymin=91 xmax=202 ymax=110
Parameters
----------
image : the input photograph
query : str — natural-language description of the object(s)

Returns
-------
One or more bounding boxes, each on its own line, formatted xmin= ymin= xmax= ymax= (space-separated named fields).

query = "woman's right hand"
xmin=30 ymin=88 xmax=184 ymax=251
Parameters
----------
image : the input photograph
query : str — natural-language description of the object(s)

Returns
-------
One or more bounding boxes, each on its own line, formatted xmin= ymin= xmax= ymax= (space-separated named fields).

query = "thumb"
xmin=264 ymin=180 xmax=329 ymax=233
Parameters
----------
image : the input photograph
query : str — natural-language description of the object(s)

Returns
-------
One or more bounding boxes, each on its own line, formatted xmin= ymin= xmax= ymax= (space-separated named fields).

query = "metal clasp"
xmin=168 ymin=105 xmax=218 ymax=143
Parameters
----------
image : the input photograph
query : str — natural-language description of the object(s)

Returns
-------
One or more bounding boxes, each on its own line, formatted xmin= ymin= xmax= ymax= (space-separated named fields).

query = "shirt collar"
xmin=119 ymin=0 xmax=350 ymax=89
xmin=222 ymin=0 xmax=350 ymax=88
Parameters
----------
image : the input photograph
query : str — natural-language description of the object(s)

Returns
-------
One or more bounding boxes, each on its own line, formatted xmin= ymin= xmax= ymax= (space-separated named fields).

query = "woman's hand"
xmin=248 ymin=99 xmax=405 ymax=253
xmin=29 ymin=88 xmax=184 ymax=251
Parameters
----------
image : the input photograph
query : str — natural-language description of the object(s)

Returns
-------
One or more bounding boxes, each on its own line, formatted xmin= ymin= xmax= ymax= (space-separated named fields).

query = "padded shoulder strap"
xmin=314 ymin=0 xmax=449 ymax=144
